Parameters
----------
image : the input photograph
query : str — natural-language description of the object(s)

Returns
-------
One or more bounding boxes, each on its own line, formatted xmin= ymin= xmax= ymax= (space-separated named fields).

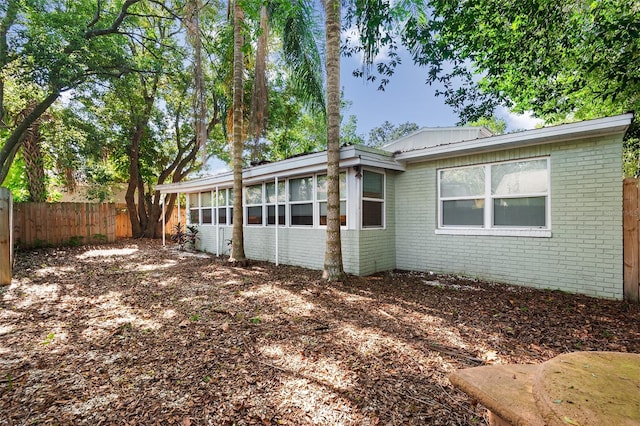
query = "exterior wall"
xmin=394 ymin=135 xmax=624 ymax=299
xmin=195 ymin=225 xmax=362 ymax=274
xmin=358 ymin=172 xmax=396 ymax=275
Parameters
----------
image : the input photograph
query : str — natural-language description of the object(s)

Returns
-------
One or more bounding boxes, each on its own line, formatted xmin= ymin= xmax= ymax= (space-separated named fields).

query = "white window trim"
xmin=288 ymin=175 xmax=314 ymax=227
xmin=361 ymin=168 xmax=386 ymax=229
xmin=316 ymin=171 xmax=348 ymax=230
xmin=265 ymin=181 xmax=286 ymax=227
xmin=437 ymin=157 xmax=551 ymax=236
xmin=245 ymin=183 xmax=265 ymax=226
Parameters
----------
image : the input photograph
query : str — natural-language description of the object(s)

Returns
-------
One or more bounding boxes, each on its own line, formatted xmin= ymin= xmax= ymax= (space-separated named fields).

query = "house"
xmin=156 ymin=113 xmax=634 ymax=299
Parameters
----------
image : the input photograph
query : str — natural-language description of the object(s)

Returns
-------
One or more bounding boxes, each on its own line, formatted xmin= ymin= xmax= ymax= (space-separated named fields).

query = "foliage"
xmin=367 ymin=120 xmax=419 ymax=147
xmin=468 ymin=117 xmax=507 ymax=135
xmin=170 ymin=222 xmax=199 ymax=251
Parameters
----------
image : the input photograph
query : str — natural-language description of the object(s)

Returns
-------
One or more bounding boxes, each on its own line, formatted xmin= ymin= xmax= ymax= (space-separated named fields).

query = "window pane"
xmin=189 ymin=193 xmax=199 ymax=207
xmin=267 ymin=205 xmax=285 ymax=225
xmin=201 ymin=191 xmax=212 ymax=206
xmin=320 ymin=201 xmax=346 ymax=226
xmin=317 ymin=175 xmax=327 ymax=201
xmin=217 ymin=190 xmax=227 ymax=207
xmin=442 ymin=199 xmax=484 ymax=226
xmin=440 ymin=166 xmax=485 ymax=197
xmin=247 ymin=206 xmax=262 ymax=225
xmin=362 ymin=200 xmax=383 ymax=228
xmin=202 ymin=208 xmax=212 ymax=224
xmin=228 ymin=190 xmax=234 ymax=203
xmin=246 ymin=184 xmax=263 ymax=205
xmin=493 ymin=197 xmax=546 ymax=227
xmin=289 ymin=177 xmax=313 ymax=201
xmin=290 ymin=203 xmax=313 ymax=225
xmin=229 ymin=207 xmax=233 ymax=224
xmin=218 ymin=208 xmax=227 ymax=225
xmin=318 ymin=173 xmax=346 ymax=201
xmin=266 ymin=181 xmax=285 ymax=203
xmin=189 ymin=209 xmax=199 ymax=224
xmin=492 ymin=160 xmax=548 ymax=195
xmin=363 ymin=171 xmax=384 ymax=199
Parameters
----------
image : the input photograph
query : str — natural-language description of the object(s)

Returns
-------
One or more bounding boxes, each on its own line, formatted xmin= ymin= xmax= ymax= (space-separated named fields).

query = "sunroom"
xmin=156 ymin=144 xmax=404 ymax=275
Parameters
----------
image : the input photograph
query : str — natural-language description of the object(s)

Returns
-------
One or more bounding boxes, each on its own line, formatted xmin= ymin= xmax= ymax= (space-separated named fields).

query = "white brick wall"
xmin=394 ymin=135 xmax=624 ymax=299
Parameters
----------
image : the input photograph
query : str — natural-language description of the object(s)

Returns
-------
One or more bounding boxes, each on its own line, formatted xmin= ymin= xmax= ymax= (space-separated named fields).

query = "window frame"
xmin=437 ymin=157 xmax=551 ymax=237
xmin=361 ymin=169 xmax=386 ymax=229
xmin=265 ymin=180 xmax=286 ymax=226
xmin=245 ymin=183 xmax=264 ymax=226
xmin=288 ymin=175 xmax=314 ymax=227
xmin=317 ymin=172 xmax=347 ymax=228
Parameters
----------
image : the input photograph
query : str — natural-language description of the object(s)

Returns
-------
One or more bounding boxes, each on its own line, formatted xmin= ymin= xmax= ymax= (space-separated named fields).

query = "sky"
xmin=339 ymin=51 xmax=543 ymax=139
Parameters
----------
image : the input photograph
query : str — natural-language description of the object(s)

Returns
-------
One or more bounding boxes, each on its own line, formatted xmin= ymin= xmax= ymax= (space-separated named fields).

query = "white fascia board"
xmin=394 ymin=113 xmax=634 ymax=163
xmin=156 ymin=145 xmax=403 ymax=194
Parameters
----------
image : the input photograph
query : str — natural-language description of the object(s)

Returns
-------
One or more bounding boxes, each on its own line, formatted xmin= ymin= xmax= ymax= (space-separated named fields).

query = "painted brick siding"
xmin=358 ymin=172 xmax=396 ymax=275
xmin=195 ymin=225 xmax=361 ymax=274
xmin=394 ymin=135 xmax=624 ymax=299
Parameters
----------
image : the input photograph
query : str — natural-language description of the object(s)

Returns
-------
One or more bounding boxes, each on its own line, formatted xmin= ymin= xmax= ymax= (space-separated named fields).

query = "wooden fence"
xmin=623 ymin=178 xmax=640 ymax=302
xmin=114 ymin=204 xmax=184 ymax=238
xmin=13 ymin=202 xmax=117 ymax=248
xmin=1 ymin=188 xmax=12 ymax=285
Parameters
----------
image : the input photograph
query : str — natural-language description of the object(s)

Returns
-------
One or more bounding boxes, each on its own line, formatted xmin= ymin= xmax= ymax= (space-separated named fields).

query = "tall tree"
xmin=0 ymin=0 xmax=142 ymax=183
xmin=367 ymin=120 xmax=419 ymax=147
xmin=230 ymin=0 xmax=247 ymax=263
xmin=322 ymin=0 xmax=345 ymax=281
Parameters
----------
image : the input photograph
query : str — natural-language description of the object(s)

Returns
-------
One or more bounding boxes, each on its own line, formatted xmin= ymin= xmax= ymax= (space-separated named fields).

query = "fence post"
xmin=0 ymin=187 xmax=12 ymax=285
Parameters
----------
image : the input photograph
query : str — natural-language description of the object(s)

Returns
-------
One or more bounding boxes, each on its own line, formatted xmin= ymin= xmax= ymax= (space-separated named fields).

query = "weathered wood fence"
xmin=10 ymin=202 xmax=185 ymax=248
xmin=114 ymin=204 xmax=184 ymax=238
xmin=13 ymin=202 xmax=117 ymax=248
xmin=1 ymin=188 xmax=12 ymax=285
xmin=623 ymin=178 xmax=640 ymax=302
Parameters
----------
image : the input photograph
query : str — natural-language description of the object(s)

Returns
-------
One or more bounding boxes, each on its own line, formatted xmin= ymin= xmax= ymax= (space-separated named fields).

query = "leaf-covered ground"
xmin=1 ymin=239 xmax=639 ymax=425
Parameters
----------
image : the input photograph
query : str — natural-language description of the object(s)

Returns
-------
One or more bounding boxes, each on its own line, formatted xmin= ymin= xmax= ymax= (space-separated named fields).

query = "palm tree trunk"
xmin=230 ymin=0 xmax=246 ymax=263
xmin=323 ymin=0 xmax=345 ymax=281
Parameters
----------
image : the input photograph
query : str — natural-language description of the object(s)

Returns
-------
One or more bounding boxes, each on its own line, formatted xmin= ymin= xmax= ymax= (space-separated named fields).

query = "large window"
xmin=266 ymin=181 xmax=285 ymax=226
xmin=217 ymin=188 xmax=234 ymax=225
xmin=362 ymin=170 xmax=385 ymax=228
xmin=245 ymin=184 xmax=263 ymax=225
xmin=439 ymin=158 xmax=549 ymax=229
xmin=188 ymin=191 xmax=213 ymax=225
xmin=317 ymin=172 xmax=346 ymax=226
xmin=289 ymin=176 xmax=313 ymax=226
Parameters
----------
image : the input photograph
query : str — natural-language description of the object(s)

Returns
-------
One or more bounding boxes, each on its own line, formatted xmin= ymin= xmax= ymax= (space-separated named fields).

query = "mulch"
xmin=1 ymin=239 xmax=639 ymax=425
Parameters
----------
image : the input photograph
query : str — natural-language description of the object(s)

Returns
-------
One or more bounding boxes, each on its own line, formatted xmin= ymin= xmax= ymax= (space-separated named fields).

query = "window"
xmin=217 ymin=189 xmax=230 ymax=225
xmin=188 ymin=193 xmax=199 ymax=224
xmin=266 ymin=181 xmax=285 ymax=225
xmin=245 ymin=184 xmax=263 ymax=225
xmin=289 ymin=177 xmax=313 ymax=226
xmin=201 ymin=191 xmax=213 ymax=224
xmin=188 ymin=191 xmax=213 ymax=225
xmin=362 ymin=170 xmax=384 ymax=228
xmin=438 ymin=158 xmax=549 ymax=230
xmin=317 ymin=172 xmax=346 ymax=226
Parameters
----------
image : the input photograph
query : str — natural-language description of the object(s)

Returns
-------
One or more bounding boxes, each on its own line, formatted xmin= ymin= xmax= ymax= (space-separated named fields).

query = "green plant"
xmin=170 ymin=222 xmax=199 ymax=250
xmin=42 ymin=332 xmax=55 ymax=345
xmin=190 ymin=313 xmax=200 ymax=322
xmin=68 ymin=235 xmax=84 ymax=246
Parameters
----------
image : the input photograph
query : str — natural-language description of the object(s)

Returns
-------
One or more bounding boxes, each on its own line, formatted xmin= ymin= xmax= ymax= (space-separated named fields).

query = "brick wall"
xmin=394 ymin=135 xmax=624 ymax=299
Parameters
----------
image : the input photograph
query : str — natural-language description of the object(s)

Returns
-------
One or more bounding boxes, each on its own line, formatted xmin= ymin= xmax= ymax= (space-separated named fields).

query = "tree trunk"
xmin=230 ymin=0 xmax=246 ymax=264
xmin=22 ymin=122 xmax=47 ymax=202
xmin=247 ymin=4 xmax=269 ymax=164
xmin=0 ymin=92 xmax=60 ymax=184
xmin=322 ymin=0 xmax=346 ymax=281
xmin=125 ymin=124 xmax=144 ymax=237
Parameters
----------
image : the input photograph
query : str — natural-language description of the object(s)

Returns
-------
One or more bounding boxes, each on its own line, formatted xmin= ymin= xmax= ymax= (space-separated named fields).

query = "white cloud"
xmin=496 ymin=106 xmax=544 ymax=132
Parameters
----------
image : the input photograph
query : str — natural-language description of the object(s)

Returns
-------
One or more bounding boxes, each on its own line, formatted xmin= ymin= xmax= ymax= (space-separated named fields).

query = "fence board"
xmin=13 ymin=202 xmax=116 ymax=249
xmin=1 ymin=188 xmax=12 ymax=285
xmin=623 ymin=178 xmax=640 ymax=303
xmin=114 ymin=204 xmax=184 ymax=238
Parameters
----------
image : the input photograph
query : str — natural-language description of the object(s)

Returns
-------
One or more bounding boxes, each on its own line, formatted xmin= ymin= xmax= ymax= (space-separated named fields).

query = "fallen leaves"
xmin=0 ymin=240 xmax=639 ymax=425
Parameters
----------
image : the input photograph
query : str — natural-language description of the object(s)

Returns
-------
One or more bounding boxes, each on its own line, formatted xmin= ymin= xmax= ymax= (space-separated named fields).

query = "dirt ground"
xmin=1 ymin=239 xmax=639 ymax=425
